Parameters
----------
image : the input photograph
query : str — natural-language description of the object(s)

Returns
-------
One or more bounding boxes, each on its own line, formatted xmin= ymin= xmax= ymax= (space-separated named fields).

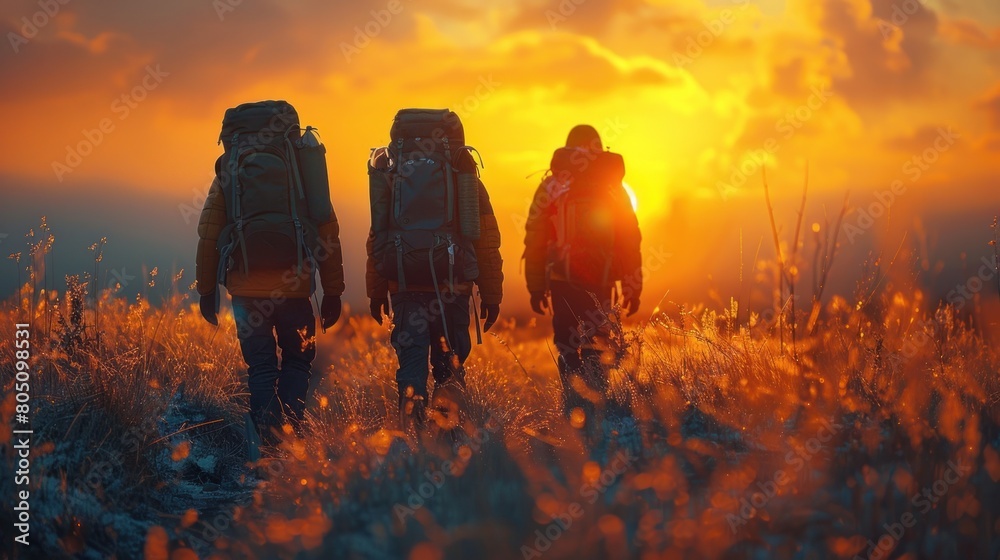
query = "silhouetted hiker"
xmin=523 ymin=124 xmax=642 ymax=420
xmin=367 ymin=108 xmax=503 ymax=434
xmin=196 ymin=100 xmax=344 ymax=458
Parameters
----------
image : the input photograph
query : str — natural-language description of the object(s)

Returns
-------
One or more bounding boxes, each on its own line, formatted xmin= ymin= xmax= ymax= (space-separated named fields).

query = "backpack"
xmin=214 ymin=100 xmax=331 ymax=286
xmin=368 ymin=108 xmax=482 ymax=290
xmin=547 ymin=147 xmax=627 ymax=288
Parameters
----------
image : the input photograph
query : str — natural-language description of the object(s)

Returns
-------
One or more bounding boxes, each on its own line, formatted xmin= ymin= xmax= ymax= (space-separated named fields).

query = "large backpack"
xmin=547 ymin=147 xmax=627 ymax=288
xmin=214 ymin=100 xmax=331 ymax=287
xmin=368 ymin=108 xmax=482 ymax=290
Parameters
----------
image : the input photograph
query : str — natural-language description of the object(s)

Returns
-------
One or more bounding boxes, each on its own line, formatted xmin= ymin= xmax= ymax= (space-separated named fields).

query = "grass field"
xmin=2 ymin=231 xmax=1000 ymax=560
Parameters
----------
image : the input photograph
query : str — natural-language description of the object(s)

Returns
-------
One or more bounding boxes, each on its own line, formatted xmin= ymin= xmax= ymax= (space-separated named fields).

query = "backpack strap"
xmin=445 ymin=162 xmax=456 ymax=223
xmin=472 ymin=288 xmax=483 ymax=345
xmin=459 ymin=146 xmax=484 ymax=169
xmin=285 ymin=132 xmax=307 ymax=200
xmin=282 ymin=142 xmax=306 ymax=276
xmin=428 ymin=247 xmax=454 ymax=352
xmin=394 ymin=234 xmax=406 ymax=291
xmin=442 ymin=137 xmax=456 ymax=222
xmin=446 ymin=235 xmax=455 ymax=292
xmin=229 ymin=133 xmax=251 ymax=276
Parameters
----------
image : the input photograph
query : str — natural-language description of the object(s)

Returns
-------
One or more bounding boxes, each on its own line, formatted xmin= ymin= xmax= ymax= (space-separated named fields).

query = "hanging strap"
xmin=395 ymin=235 xmax=406 ymax=291
xmin=459 ymin=146 xmax=484 ymax=169
xmin=446 ymin=235 xmax=456 ymax=293
xmin=213 ymin=282 xmax=222 ymax=315
xmin=216 ymin=239 xmax=233 ymax=288
xmin=428 ymin=246 xmax=454 ymax=352
xmin=472 ymin=288 xmax=483 ymax=345
xmin=285 ymin=134 xmax=306 ymax=200
xmin=444 ymin=160 xmax=456 ymax=224
xmin=289 ymin=131 xmax=311 ymax=275
xmin=229 ymin=133 xmax=251 ymax=276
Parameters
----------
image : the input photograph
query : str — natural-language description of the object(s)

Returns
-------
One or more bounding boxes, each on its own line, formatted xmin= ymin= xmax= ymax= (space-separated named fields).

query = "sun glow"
xmin=623 ymin=182 xmax=638 ymax=212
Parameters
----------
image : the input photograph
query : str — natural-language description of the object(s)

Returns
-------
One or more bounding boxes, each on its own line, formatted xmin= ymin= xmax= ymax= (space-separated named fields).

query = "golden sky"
xmin=2 ymin=0 xmax=999 ymax=308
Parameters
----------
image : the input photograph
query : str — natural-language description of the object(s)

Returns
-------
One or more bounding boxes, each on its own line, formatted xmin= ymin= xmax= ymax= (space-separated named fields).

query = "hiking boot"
xmin=429 ymin=381 xmax=465 ymax=432
xmin=399 ymin=394 xmax=427 ymax=437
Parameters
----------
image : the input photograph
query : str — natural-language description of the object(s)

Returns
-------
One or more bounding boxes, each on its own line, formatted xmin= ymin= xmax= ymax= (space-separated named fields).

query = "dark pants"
xmin=390 ymin=292 xmax=471 ymax=402
xmin=232 ymin=296 xmax=316 ymax=435
xmin=550 ymin=281 xmax=613 ymax=415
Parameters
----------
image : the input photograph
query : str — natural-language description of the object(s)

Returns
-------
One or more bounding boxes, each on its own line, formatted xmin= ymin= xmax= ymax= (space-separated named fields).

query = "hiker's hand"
xmin=199 ymin=293 xmax=218 ymax=326
xmin=370 ymin=298 xmax=390 ymax=325
xmin=482 ymin=303 xmax=500 ymax=332
xmin=529 ymin=292 xmax=549 ymax=315
xmin=623 ymin=295 xmax=640 ymax=317
xmin=321 ymin=295 xmax=342 ymax=330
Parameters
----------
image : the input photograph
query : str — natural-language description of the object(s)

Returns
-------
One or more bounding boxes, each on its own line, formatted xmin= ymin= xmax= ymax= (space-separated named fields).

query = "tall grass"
xmin=0 ymin=219 xmax=998 ymax=559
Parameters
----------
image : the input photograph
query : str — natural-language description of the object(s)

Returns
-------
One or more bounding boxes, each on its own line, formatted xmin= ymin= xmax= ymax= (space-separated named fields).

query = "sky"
xmin=1 ymin=0 xmax=999 ymax=313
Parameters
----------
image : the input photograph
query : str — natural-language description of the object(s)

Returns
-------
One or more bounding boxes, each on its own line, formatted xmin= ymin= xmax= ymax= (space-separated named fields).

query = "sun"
xmin=623 ymin=182 xmax=638 ymax=212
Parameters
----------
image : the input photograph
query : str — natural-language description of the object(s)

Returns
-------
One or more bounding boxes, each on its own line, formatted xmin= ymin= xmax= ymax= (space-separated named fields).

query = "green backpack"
xmin=214 ymin=100 xmax=331 ymax=286
xmin=368 ymin=108 xmax=483 ymax=290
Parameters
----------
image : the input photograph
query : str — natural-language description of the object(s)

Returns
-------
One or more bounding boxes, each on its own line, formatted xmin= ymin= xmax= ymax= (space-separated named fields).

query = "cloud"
xmin=505 ymin=0 xmax=649 ymax=35
xmin=335 ymin=23 xmax=691 ymax=108
xmin=939 ymin=18 xmax=1000 ymax=49
xmin=812 ymin=0 xmax=939 ymax=105
xmin=0 ymin=1 xmax=419 ymax=110
xmin=885 ymin=124 xmax=962 ymax=152
xmin=977 ymin=84 xmax=1000 ymax=129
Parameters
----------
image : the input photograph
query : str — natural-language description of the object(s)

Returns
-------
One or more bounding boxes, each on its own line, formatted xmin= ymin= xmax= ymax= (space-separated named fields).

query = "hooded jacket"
xmin=195 ymin=177 xmax=346 ymax=300
xmin=523 ymin=125 xmax=642 ymax=297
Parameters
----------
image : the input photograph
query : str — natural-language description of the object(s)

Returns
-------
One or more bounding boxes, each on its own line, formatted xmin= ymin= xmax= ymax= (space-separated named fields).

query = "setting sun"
xmin=623 ymin=182 xmax=639 ymax=212
xmin=3 ymin=0 xmax=1000 ymax=558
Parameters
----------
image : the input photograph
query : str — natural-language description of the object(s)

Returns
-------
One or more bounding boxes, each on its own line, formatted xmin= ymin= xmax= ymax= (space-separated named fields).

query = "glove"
xmin=200 ymin=293 xmax=218 ymax=326
xmin=482 ymin=303 xmax=500 ymax=332
xmin=320 ymin=295 xmax=342 ymax=330
xmin=623 ymin=295 xmax=640 ymax=318
xmin=370 ymin=298 xmax=390 ymax=325
xmin=529 ymin=292 xmax=549 ymax=315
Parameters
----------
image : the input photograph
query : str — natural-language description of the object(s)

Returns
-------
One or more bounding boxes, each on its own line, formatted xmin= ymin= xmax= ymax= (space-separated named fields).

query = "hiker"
xmin=366 ymin=108 xmax=503 ymax=431
xmin=523 ymin=124 xmax=642 ymax=419
xmin=196 ymin=100 xmax=344 ymax=454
